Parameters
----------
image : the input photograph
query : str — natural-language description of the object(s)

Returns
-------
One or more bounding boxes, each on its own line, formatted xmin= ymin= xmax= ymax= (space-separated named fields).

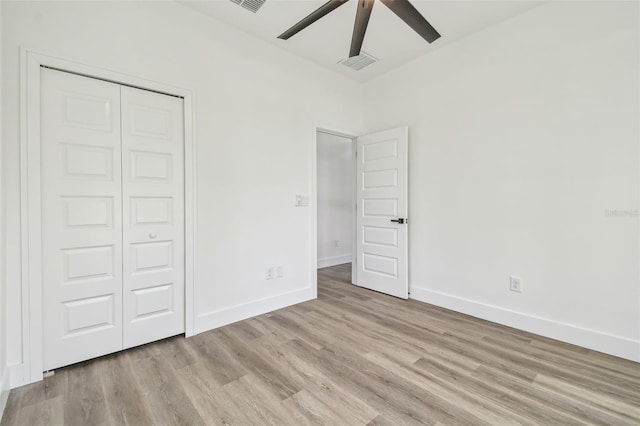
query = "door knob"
xmin=149 ymin=233 xmax=157 ymax=239
xmin=390 ymin=218 xmax=406 ymax=224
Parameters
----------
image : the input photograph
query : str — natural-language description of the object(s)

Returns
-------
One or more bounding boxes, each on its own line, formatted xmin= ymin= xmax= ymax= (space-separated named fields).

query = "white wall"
xmin=364 ymin=0 xmax=640 ymax=361
xmin=0 ymin=0 xmax=9 ymax=415
xmin=317 ymin=132 xmax=353 ymax=268
xmin=2 ymin=0 xmax=363 ymax=386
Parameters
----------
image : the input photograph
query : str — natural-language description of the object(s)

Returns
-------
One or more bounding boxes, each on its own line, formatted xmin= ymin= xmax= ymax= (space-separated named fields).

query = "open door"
xmin=355 ymin=127 xmax=408 ymax=299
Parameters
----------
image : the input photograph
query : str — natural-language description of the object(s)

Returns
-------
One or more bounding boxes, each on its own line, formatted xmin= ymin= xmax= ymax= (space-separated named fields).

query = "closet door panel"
xmin=121 ymin=86 xmax=185 ymax=348
xmin=41 ymin=68 xmax=123 ymax=370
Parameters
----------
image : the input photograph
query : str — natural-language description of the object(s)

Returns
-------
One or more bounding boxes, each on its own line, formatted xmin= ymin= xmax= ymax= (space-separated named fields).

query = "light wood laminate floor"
xmin=2 ymin=263 xmax=640 ymax=425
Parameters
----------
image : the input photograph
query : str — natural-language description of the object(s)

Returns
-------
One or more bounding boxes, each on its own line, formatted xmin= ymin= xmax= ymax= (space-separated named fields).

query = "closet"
xmin=41 ymin=68 xmax=185 ymax=370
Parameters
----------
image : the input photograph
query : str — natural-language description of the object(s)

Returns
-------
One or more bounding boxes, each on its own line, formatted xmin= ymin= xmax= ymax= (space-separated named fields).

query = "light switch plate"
xmin=295 ymin=194 xmax=309 ymax=207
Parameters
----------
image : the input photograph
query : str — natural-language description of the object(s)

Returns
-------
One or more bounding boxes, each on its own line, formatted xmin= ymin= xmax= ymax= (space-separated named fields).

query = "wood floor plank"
xmin=253 ymin=314 xmax=325 ymax=350
xmin=283 ymin=338 xmax=431 ymax=426
xmin=471 ymin=364 xmax=626 ymax=425
xmin=532 ymin=374 xmax=640 ymax=424
xmin=187 ymin=332 xmax=248 ymax=386
xmin=129 ymin=353 xmax=205 ymax=425
xmin=175 ymin=361 xmax=251 ymax=425
xmin=479 ymin=335 xmax=640 ymax=401
xmin=363 ymin=351 xmax=533 ymax=426
xmin=215 ymin=328 xmax=302 ymax=400
xmin=317 ymin=295 xmax=539 ymax=382
xmin=151 ymin=336 xmax=199 ymax=372
xmin=316 ymin=344 xmax=488 ymax=426
xmin=3 ymin=263 xmax=639 ymax=426
xmin=366 ymin=415 xmax=398 ymax=426
xmin=16 ymin=396 xmax=64 ymax=426
xmin=222 ymin=374 xmax=290 ymax=425
xmin=282 ymin=390 xmax=346 ymax=425
xmin=100 ymin=354 xmax=154 ymax=426
xmin=0 ymin=393 xmax=23 ymax=426
xmin=63 ymin=360 xmax=111 ymax=426
xmin=414 ymin=357 xmax=586 ymax=425
xmin=251 ymin=335 xmax=379 ymax=425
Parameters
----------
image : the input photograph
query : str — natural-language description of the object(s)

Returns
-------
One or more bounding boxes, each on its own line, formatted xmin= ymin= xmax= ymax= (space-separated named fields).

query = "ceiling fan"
xmin=278 ymin=0 xmax=441 ymax=58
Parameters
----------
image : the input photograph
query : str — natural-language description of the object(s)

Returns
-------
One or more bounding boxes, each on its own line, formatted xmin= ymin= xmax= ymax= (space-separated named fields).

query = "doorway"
xmin=316 ymin=130 xmax=356 ymax=285
xmin=313 ymin=126 xmax=410 ymax=300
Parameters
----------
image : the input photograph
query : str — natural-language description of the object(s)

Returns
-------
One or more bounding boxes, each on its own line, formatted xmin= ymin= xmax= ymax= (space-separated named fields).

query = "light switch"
xmin=295 ymin=194 xmax=309 ymax=207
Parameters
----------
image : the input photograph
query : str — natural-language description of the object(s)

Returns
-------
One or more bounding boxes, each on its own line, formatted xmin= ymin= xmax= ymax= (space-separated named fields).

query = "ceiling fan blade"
xmin=380 ymin=0 xmax=441 ymax=43
xmin=278 ymin=0 xmax=350 ymax=40
xmin=349 ymin=0 xmax=375 ymax=57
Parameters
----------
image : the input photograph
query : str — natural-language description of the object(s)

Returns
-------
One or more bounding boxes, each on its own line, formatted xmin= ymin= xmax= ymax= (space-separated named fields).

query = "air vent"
xmin=338 ymin=51 xmax=378 ymax=71
xmin=230 ymin=0 xmax=266 ymax=13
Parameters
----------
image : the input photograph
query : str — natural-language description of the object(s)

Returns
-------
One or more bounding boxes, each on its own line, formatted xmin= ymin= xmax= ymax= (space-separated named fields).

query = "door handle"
xmin=390 ymin=218 xmax=407 ymax=224
xmin=149 ymin=233 xmax=157 ymax=239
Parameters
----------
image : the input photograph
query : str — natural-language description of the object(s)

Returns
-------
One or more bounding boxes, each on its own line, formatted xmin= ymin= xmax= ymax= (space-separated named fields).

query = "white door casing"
xmin=41 ymin=68 xmax=124 ymax=370
xmin=121 ymin=86 xmax=185 ymax=348
xmin=355 ymin=127 xmax=409 ymax=299
xmin=20 ymin=49 xmax=196 ymax=386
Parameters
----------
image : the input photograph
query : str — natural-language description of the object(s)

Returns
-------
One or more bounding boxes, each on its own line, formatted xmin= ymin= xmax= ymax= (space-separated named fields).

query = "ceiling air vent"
xmin=229 ymin=0 xmax=266 ymax=13
xmin=338 ymin=51 xmax=378 ymax=71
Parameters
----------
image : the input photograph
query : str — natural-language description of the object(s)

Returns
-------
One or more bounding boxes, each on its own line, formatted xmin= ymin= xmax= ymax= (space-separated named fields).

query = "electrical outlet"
xmin=266 ymin=267 xmax=275 ymax=280
xmin=276 ymin=266 xmax=283 ymax=278
xmin=510 ymin=276 xmax=523 ymax=293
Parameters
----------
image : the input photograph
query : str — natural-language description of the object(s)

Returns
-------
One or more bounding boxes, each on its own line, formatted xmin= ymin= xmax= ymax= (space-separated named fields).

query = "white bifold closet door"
xmin=121 ymin=86 xmax=184 ymax=349
xmin=41 ymin=68 xmax=184 ymax=371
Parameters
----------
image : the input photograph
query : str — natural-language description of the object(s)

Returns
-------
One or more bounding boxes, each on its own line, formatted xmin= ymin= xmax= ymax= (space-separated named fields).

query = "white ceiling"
xmin=180 ymin=0 xmax=544 ymax=82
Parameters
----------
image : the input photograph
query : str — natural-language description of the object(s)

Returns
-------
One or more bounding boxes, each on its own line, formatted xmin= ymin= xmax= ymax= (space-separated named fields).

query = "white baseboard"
xmin=195 ymin=287 xmax=315 ymax=334
xmin=0 ymin=368 xmax=10 ymax=422
xmin=317 ymin=255 xmax=352 ymax=269
xmin=410 ymin=286 xmax=640 ymax=362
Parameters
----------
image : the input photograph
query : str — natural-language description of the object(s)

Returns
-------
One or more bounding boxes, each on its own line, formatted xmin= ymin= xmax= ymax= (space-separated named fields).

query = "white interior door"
xmin=121 ymin=86 xmax=185 ymax=348
xmin=42 ymin=68 xmax=124 ymax=370
xmin=355 ymin=127 xmax=408 ymax=299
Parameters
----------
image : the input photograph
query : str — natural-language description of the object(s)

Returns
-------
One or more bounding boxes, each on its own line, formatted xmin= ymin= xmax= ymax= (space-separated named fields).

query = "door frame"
xmin=18 ymin=48 xmax=198 ymax=385
xmin=311 ymin=125 xmax=359 ymax=292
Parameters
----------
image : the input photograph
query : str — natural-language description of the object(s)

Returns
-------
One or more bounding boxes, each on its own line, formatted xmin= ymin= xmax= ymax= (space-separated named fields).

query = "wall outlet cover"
xmin=510 ymin=276 xmax=523 ymax=293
